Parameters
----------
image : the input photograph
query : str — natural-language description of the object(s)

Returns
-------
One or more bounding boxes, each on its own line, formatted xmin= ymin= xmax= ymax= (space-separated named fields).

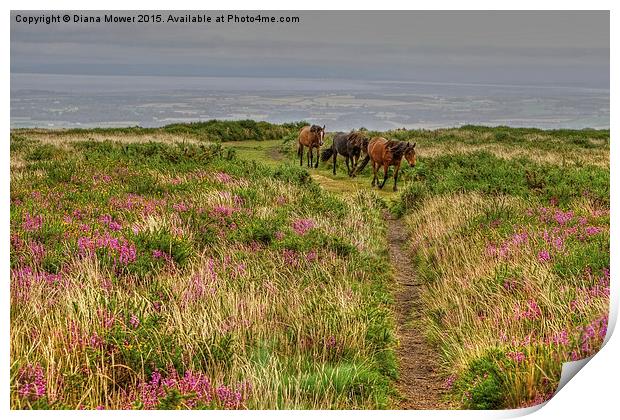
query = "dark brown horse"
xmin=363 ymin=137 xmax=416 ymax=191
xmin=320 ymin=131 xmax=370 ymax=177
xmin=297 ymin=125 xmax=325 ymax=168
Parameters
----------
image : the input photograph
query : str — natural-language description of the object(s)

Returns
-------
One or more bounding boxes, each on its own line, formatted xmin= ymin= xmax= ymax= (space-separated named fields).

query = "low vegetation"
xmin=12 ymin=119 xmax=306 ymax=144
xmin=387 ymin=126 xmax=609 ymax=408
xmin=10 ymin=134 xmax=395 ymax=409
xmin=10 ymin=121 xmax=610 ymax=409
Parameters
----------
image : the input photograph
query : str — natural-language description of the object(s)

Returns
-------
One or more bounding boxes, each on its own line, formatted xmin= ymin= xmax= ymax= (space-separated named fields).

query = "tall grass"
xmin=396 ymin=128 xmax=609 ymax=408
xmin=10 ymin=123 xmax=610 ymax=410
xmin=10 ymin=137 xmax=395 ymax=409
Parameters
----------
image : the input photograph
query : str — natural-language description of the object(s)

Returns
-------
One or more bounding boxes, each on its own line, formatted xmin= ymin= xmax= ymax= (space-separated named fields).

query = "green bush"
xmin=453 ymin=350 xmax=507 ymax=409
xmin=398 ymin=151 xmax=609 ymax=213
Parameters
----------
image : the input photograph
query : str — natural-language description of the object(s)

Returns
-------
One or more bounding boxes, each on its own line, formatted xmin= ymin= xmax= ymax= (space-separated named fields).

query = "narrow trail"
xmin=227 ymin=140 xmax=449 ymax=408
xmin=386 ymin=215 xmax=449 ymax=409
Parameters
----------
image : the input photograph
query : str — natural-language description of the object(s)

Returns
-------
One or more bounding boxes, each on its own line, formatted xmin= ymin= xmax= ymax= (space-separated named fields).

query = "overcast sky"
xmin=11 ymin=11 xmax=609 ymax=88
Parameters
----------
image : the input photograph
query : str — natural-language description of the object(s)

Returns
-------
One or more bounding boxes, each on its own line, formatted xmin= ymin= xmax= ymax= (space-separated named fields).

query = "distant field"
xmin=10 ymin=122 xmax=610 ymax=409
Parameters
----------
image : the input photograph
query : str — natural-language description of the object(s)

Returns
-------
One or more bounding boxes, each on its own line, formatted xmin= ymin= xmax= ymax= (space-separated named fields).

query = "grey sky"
xmin=11 ymin=11 xmax=609 ymax=88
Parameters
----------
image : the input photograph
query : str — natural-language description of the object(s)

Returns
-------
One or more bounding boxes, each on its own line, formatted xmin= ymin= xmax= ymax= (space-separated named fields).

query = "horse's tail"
xmin=297 ymin=142 xmax=302 ymax=157
xmin=321 ymin=147 xmax=334 ymax=162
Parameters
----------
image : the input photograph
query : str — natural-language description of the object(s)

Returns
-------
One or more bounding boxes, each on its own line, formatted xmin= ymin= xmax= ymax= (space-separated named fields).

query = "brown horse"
xmin=297 ymin=125 xmax=325 ymax=168
xmin=365 ymin=137 xmax=416 ymax=191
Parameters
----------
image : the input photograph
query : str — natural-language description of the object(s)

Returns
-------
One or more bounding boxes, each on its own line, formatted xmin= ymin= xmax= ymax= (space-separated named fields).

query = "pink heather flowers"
xmin=98 ymin=213 xmax=125 ymax=233
xmin=17 ymin=363 xmax=46 ymax=401
xmin=28 ymin=241 xmax=46 ymax=264
xmin=10 ymin=267 xmax=64 ymax=302
xmin=282 ymin=249 xmax=300 ymax=267
xmin=444 ymin=374 xmax=457 ymax=390
xmin=489 ymin=219 xmax=501 ymax=228
xmin=550 ymin=330 xmax=569 ymax=346
xmin=514 ymin=299 xmax=542 ymax=320
xmin=173 ymin=202 xmax=189 ymax=212
xmin=108 ymin=221 xmax=122 ymax=231
xmin=291 ymin=219 xmax=315 ymax=236
xmin=77 ymin=233 xmax=137 ymax=266
xmin=554 ymin=210 xmax=573 ymax=226
xmin=507 ymin=351 xmax=526 ymax=363
xmin=214 ymin=172 xmax=233 ymax=184
xmin=211 ymin=205 xmax=236 ymax=218
xmin=525 ymin=299 xmax=542 ymax=319
xmin=306 ymin=251 xmax=318 ymax=263
xmin=152 ymin=249 xmax=174 ymax=265
xmin=124 ymin=368 xmax=248 ymax=409
xmin=585 ymin=226 xmax=603 ymax=236
xmin=511 ymin=231 xmax=529 ymax=246
xmin=22 ymin=213 xmax=43 ymax=232
xmin=129 ymin=314 xmax=140 ymax=329
xmin=182 ymin=261 xmax=218 ymax=305
xmin=67 ymin=321 xmax=104 ymax=351
xmin=538 ymin=250 xmax=551 ymax=262
xmin=97 ymin=308 xmax=116 ymax=329
xmin=233 ymin=195 xmax=245 ymax=207
xmin=326 ymin=336 xmax=337 ymax=349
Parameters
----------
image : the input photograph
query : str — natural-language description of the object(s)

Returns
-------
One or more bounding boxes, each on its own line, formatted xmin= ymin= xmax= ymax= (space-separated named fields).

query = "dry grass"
xmin=405 ymin=192 xmax=609 ymax=408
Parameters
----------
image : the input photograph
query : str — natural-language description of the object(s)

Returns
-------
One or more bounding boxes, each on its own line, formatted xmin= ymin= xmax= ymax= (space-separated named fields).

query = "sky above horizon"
xmin=11 ymin=10 xmax=609 ymax=88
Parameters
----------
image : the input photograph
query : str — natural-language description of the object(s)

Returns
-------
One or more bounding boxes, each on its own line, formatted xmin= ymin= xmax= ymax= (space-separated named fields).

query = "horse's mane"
xmin=347 ymin=131 xmax=369 ymax=148
xmin=386 ymin=140 xmax=411 ymax=159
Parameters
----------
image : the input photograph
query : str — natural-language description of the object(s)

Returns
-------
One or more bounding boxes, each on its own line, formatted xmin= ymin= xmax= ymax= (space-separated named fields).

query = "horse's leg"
xmin=345 ymin=155 xmax=351 ymax=176
xmin=353 ymin=153 xmax=360 ymax=176
xmin=379 ymin=164 xmax=389 ymax=189
xmin=299 ymin=144 xmax=304 ymax=166
xmin=307 ymin=147 xmax=312 ymax=167
xmin=393 ymin=161 xmax=401 ymax=192
xmin=314 ymin=146 xmax=319 ymax=168
xmin=333 ymin=150 xmax=337 ymax=175
xmin=371 ymin=162 xmax=377 ymax=186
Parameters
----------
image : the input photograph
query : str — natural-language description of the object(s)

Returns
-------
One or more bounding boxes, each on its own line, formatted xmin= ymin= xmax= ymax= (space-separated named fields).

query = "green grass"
xmin=393 ymin=127 xmax=609 ymax=408
xmin=10 ymin=133 xmax=396 ymax=409
xmin=10 ymin=122 xmax=610 ymax=410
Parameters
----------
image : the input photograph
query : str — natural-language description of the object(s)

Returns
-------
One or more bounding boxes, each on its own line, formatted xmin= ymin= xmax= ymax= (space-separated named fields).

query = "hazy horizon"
xmin=11 ymin=72 xmax=609 ymax=131
xmin=11 ymin=11 xmax=609 ymax=130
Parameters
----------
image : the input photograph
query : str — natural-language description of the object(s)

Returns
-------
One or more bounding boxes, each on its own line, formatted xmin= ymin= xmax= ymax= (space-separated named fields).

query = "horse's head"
xmin=404 ymin=142 xmax=417 ymax=166
xmin=310 ymin=125 xmax=325 ymax=145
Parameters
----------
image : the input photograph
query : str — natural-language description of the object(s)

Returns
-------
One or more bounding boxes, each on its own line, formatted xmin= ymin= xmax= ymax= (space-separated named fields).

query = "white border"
xmin=3 ymin=2 xmax=616 ymax=419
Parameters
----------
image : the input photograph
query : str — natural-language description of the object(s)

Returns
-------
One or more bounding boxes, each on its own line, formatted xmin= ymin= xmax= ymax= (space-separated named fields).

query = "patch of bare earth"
xmin=386 ymin=215 xmax=451 ymax=409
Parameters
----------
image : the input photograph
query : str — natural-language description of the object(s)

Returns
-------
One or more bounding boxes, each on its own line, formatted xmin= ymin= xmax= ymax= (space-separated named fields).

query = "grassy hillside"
xmin=235 ymin=123 xmax=611 ymax=409
xmin=384 ymin=126 xmax=609 ymax=408
xmin=10 ymin=122 xmax=610 ymax=410
xmin=10 ymin=134 xmax=396 ymax=409
xmin=11 ymin=119 xmax=306 ymax=144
